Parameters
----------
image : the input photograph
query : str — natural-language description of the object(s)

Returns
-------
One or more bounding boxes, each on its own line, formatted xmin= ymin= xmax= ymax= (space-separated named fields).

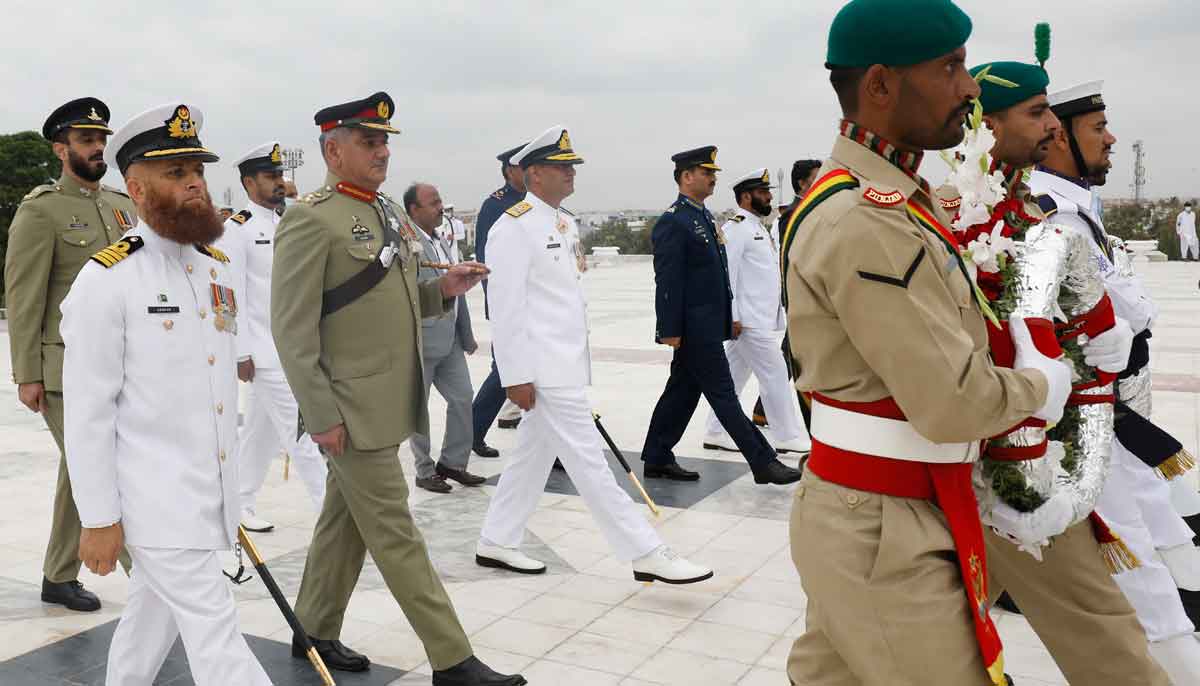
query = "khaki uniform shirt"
xmin=785 ymin=135 xmax=1046 ymax=445
xmin=5 ymin=174 xmax=136 ymax=390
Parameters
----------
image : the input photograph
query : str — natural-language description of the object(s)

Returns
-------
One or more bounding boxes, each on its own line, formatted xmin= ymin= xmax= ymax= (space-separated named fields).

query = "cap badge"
xmin=269 ymin=143 xmax=282 ymax=164
xmin=760 ymin=170 xmax=770 ymax=184
xmin=558 ymin=130 xmax=572 ymax=151
xmin=710 ymin=149 xmax=718 ymax=164
xmin=377 ymin=101 xmax=390 ymax=119
xmin=166 ymin=105 xmax=196 ymax=139
xmin=87 ymin=107 xmax=102 ymax=121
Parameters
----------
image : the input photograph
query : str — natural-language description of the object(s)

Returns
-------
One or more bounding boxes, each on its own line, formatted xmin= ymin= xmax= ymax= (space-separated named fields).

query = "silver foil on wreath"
xmin=975 ymin=220 xmax=1114 ymax=543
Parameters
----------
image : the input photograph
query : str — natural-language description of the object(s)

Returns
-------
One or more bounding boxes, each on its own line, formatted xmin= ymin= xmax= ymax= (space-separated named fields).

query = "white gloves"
xmin=985 ymin=492 xmax=1076 ymax=555
xmin=1010 ymin=318 xmax=1072 ymax=424
xmin=1082 ymin=317 xmax=1134 ymax=374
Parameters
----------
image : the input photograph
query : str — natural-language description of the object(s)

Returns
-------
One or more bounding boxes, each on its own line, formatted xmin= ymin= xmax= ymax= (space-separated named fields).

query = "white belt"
xmin=811 ymin=398 xmax=979 ymax=464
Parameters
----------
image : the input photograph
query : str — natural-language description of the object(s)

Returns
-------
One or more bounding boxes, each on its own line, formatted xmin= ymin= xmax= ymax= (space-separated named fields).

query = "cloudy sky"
xmin=3 ymin=1 xmax=1197 ymax=213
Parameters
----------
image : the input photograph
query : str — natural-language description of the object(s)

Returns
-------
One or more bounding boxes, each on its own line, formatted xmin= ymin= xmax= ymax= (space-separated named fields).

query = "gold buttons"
xmin=219 ymin=450 xmax=226 ymax=462
xmin=207 ymin=354 xmax=215 ymax=365
xmin=199 ymin=310 xmax=207 ymax=319
xmin=216 ymin=403 xmax=224 ymax=415
xmin=78 ymin=240 xmax=87 ymax=246
xmin=210 ymin=267 xmax=217 ymax=279
xmin=845 ymin=493 xmax=860 ymax=507
xmin=163 ymin=320 xmax=174 ymax=330
xmin=186 ymin=264 xmax=194 ymax=273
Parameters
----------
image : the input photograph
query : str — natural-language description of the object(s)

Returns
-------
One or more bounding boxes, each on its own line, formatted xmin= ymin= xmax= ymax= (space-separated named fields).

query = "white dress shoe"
xmin=702 ymin=433 xmax=739 ymax=452
xmin=632 ymin=546 xmax=713 ymax=585
xmin=1160 ymin=544 xmax=1200 ymax=591
xmin=475 ymin=543 xmax=546 ymax=575
xmin=1148 ymin=634 xmax=1200 ymax=684
xmin=773 ymin=436 xmax=812 ymax=454
xmin=241 ymin=509 xmax=274 ymax=533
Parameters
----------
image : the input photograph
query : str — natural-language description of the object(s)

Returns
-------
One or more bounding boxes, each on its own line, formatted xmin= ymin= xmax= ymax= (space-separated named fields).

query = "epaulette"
xmin=491 ymin=188 xmax=507 ymax=200
xmin=21 ymin=184 xmax=58 ymax=202
xmin=299 ymin=187 xmax=332 ymax=205
xmin=101 ymin=184 xmax=130 ymax=199
xmin=195 ymin=243 xmax=230 ymax=263
xmin=1035 ymin=194 xmax=1057 ymax=217
xmin=506 ymin=201 xmax=533 ymax=217
xmin=90 ymin=235 xmax=144 ymax=268
xmin=730 ymin=215 xmax=745 ymax=223
xmin=665 ymin=206 xmax=676 ymax=213
xmin=229 ymin=209 xmax=251 ymax=225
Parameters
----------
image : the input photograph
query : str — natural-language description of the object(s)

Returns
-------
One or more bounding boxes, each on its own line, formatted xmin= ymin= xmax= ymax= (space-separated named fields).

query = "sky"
xmin=2 ymin=1 xmax=1197 ymax=213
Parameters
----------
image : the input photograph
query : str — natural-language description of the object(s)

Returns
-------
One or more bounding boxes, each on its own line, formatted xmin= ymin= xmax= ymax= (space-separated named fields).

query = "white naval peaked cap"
xmin=511 ymin=125 xmax=584 ymax=168
xmin=234 ymin=141 xmax=284 ymax=173
xmin=730 ymin=167 xmax=774 ymax=192
xmin=105 ymin=102 xmax=218 ymax=175
xmin=1047 ymin=80 xmax=1105 ymax=118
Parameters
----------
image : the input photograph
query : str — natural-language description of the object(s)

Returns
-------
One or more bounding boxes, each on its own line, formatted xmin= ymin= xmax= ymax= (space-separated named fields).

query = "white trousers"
xmin=237 ymin=366 xmax=327 ymax=512
xmin=106 ymin=545 xmax=271 ymax=686
xmin=1098 ymin=438 xmax=1196 ymax=642
xmin=706 ymin=328 xmax=808 ymax=443
xmin=480 ymin=386 xmax=661 ymax=561
xmin=1181 ymin=234 xmax=1199 ymax=260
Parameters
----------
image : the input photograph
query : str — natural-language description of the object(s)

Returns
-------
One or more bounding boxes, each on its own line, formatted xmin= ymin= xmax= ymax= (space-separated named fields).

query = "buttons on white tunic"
xmin=163 ymin=320 xmax=174 ymax=330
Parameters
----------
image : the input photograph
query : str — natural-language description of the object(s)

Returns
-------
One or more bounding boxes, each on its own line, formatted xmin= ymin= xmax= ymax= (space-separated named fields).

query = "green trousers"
xmin=293 ymin=443 xmax=471 ymax=670
xmin=42 ymin=392 xmax=131 ymax=582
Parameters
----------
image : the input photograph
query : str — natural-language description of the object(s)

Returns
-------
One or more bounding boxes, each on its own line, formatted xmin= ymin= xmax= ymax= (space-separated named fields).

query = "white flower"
xmin=964 ymin=220 xmax=1015 ymax=274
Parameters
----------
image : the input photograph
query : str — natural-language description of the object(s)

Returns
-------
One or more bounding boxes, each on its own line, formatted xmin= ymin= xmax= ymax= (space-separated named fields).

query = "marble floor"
xmin=2 ymin=258 xmax=1200 ymax=685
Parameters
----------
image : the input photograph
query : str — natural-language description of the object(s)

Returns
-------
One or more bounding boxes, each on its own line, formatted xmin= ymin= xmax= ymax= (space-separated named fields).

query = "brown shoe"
xmin=416 ymin=474 xmax=452 ymax=493
xmin=436 ymin=464 xmax=486 ymax=486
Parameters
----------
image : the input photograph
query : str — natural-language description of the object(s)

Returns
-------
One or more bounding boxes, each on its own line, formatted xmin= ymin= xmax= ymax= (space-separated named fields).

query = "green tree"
xmin=0 ymin=131 xmax=60 ymax=304
xmin=582 ymin=215 xmax=659 ymax=255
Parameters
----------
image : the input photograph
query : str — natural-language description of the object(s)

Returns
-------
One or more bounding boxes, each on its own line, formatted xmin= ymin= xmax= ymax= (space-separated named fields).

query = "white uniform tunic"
xmin=480 ymin=192 xmax=660 ymax=561
xmin=214 ymin=203 xmax=327 ymax=513
xmin=704 ymin=208 xmax=808 ymax=444
xmin=61 ymin=224 xmax=270 ymax=686
xmin=1177 ymin=208 xmax=1198 ymax=260
xmin=1033 ymin=169 xmax=1195 ymax=642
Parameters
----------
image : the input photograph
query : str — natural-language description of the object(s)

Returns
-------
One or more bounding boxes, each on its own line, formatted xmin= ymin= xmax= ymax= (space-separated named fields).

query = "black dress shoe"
xmin=416 ymin=475 xmax=453 ymax=493
xmin=42 ymin=577 xmax=100 ymax=612
xmin=497 ymin=417 xmax=521 ymax=429
xmin=433 ymin=655 xmax=526 ymax=686
xmin=437 ymin=464 xmax=486 ymax=486
xmin=752 ymin=458 xmax=802 ymax=485
xmin=293 ymin=635 xmax=370 ymax=672
xmin=644 ymin=462 xmax=700 ymax=481
xmin=473 ymin=442 xmax=500 ymax=458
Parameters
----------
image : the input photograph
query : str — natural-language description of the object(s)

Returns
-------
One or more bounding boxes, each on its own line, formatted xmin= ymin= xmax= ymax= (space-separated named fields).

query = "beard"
xmin=139 ymin=183 xmax=225 ymax=245
xmin=750 ymin=196 xmax=773 ymax=217
xmin=68 ymin=149 xmax=107 ymax=183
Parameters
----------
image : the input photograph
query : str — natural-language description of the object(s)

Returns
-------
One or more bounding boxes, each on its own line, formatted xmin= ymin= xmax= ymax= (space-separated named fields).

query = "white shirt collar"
xmin=248 ymin=200 xmax=282 ymax=224
xmin=1031 ymin=169 xmax=1092 ymax=209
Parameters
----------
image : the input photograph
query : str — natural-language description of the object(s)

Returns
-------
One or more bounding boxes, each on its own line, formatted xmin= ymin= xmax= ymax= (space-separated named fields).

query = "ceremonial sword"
xmin=592 ymin=412 xmax=661 ymax=517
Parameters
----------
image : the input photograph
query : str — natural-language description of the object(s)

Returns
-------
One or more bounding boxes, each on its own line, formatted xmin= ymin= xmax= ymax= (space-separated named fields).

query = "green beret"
xmin=970 ymin=62 xmax=1049 ymax=114
xmin=826 ymin=0 xmax=972 ymax=68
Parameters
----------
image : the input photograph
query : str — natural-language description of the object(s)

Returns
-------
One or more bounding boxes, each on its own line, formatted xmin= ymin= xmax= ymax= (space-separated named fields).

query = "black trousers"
xmin=641 ymin=339 xmax=775 ymax=468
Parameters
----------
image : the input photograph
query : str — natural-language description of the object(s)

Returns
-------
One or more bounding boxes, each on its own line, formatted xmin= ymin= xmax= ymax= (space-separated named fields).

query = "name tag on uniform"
xmin=753 ymin=235 xmax=764 ymax=241
xmin=255 ymin=239 xmax=271 ymax=245
xmin=546 ymin=242 xmax=561 ymax=249
xmin=147 ymin=306 xmax=180 ymax=314
xmin=944 ymin=253 xmax=959 ymax=275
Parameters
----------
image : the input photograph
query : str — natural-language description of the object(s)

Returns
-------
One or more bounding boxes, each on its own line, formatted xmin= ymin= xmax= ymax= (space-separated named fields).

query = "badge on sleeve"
xmin=863 ymin=187 xmax=904 ymax=206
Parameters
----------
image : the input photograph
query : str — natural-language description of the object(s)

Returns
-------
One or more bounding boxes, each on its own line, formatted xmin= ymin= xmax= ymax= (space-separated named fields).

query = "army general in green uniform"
xmin=271 ymin=92 xmax=525 ymax=686
xmin=4 ymin=98 xmax=134 ymax=612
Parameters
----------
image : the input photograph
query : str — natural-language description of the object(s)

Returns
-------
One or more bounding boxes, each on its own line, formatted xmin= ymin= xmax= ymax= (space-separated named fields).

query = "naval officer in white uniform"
xmin=215 ymin=141 xmax=327 ymax=531
xmin=475 ymin=125 xmax=711 ymax=584
xmin=702 ymin=168 xmax=810 ymax=455
xmin=1034 ymin=81 xmax=1200 ymax=679
xmin=61 ymin=103 xmax=270 ymax=685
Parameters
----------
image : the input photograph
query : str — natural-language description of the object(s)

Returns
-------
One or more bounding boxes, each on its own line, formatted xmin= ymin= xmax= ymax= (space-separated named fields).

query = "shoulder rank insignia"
xmin=506 ymin=201 xmax=533 ymax=218
xmin=1035 ymin=193 xmax=1058 ymax=217
xmin=862 ymin=187 xmax=904 ymax=207
xmin=491 ymin=188 xmax=506 ymax=199
xmin=90 ymin=235 xmax=144 ymax=268
xmin=195 ymin=243 xmax=230 ymax=263
xmin=101 ymin=184 xmax=131 ymax=199
xmin=21 ymin=184 xmax=58 ymax=202
xmin=939 ymin=196 xmax=962 ymax=211
xmin=229 ymin=209 xmax=251 ymax=225
xmin=730 ymin=215 xmax=745 ymax=223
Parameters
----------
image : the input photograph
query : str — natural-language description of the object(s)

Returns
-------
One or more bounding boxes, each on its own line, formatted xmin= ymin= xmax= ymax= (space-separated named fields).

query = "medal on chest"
xmin=209 ymin=283 xmax=238 ymax=334
xmin=350 ymin=216 xmax=372 ymax=242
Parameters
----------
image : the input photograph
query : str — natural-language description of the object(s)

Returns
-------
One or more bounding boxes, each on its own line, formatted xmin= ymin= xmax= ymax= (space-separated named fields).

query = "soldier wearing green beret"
xmin=783 ymin=1 xmax=1080 ymax=684
xmin=4 ymin=98 xmax=134 ymax=612
xmin=271 ymin=91 xmax=525 ymax=686
xmin=950 ymin=33 xmax=1172 ymax=685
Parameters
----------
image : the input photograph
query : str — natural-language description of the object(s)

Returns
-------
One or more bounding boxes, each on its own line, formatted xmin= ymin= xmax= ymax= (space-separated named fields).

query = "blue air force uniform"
xmin=641 ymin=146 xmax=795 ymax=484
